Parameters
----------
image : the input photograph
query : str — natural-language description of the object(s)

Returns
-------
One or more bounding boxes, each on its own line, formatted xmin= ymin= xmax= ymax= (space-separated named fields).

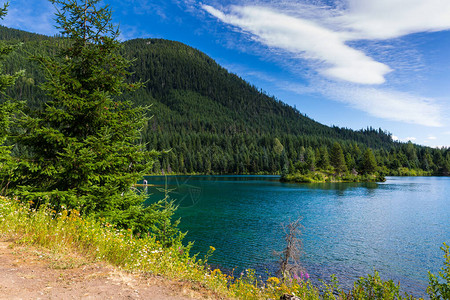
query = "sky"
xmin=2 ymin=0 xmax=450 ymax=147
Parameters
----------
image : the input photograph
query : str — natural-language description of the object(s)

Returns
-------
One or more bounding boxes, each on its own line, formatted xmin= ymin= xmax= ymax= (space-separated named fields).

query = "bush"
xmin=349 ymin=271 xmax=415 ymax=299
xmin=427 ymin=243 xmax=450 ymax=299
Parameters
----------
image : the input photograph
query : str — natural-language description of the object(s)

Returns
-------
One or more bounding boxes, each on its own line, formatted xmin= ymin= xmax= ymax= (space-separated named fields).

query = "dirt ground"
xmin=0 ymin=240 xmax=219 ymax=300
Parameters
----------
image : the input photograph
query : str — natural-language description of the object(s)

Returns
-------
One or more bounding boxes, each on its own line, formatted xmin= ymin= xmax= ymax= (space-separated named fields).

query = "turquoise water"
xmin=144 ymin=176 xmax=450 ymax=297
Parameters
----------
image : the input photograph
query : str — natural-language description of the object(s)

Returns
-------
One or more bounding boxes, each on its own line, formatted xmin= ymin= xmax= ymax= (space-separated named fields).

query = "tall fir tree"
xmin=0 ymin=2 xmax=24 ymax=194
xmin=11 ymin=0 xmax=176 ymax=235
xmin=317 ymin=146 xmax=330 ymax=170
xmin=330 ymin=142 xmax=347 ymax=175
xmin=360 ymin=148 xmax=377 ymax=175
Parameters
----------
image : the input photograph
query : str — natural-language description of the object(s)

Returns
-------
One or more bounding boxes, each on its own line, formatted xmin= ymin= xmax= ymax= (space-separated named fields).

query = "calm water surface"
xmin=144 ymin=176 xmax=450 ymax=297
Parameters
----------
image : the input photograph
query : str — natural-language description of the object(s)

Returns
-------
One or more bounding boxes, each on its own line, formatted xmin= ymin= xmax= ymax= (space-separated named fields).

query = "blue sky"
xmin=2 ymin=0 xmax=450 ymax=147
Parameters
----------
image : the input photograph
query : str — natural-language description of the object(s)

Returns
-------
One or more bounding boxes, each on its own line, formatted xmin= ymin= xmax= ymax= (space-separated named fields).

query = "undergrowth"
xmin=1 ymin=196 xmax=448 ymax=299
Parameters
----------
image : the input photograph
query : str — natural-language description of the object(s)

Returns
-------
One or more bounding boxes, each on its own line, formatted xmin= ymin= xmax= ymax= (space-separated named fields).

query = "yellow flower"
xmin=209 ymin=246 xmax=216 ymax=252
xmin=267 ymin=277 xmax=280 ymax=285
xmin=211 ymin=268 xmax=221 ymax=276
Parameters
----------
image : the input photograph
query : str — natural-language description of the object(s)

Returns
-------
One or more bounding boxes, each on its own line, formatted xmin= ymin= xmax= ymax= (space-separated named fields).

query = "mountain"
xmin=1 ymin=26 xmax=449 ymax=175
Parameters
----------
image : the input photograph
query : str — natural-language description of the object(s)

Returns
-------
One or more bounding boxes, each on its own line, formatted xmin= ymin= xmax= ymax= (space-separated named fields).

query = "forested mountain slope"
xmin=124 ymin=38 xmax=391 ymax=141
xmin=1 ymin=26 xmax=449 ymax=175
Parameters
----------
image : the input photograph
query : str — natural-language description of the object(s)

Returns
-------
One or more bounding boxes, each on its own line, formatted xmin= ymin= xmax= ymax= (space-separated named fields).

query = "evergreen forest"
xmin=1 ymin=25 xmax=450 ymax=178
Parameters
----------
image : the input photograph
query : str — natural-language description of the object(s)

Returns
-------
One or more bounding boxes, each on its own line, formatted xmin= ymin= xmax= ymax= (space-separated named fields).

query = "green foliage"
xmin=0 ymin=3 xmax=24 ymax=195
xmin=0 ymin=26 xmax=450 ymax=175
xmin=317 ymin=146 xmax=330 ymax=170
xmin=281 ymin=173 xmax=315 ymax=183
xmin=349 ymin=270 xmax=415 ymax=299
xmin=330 ymin=142 xmax=347 ymax=175
xmin=360 ymin=148 xmax=378 ymax=174
xmin=0 ymin=100 xmax=20 ymax=194
xmin=427 ymin=243 xmax=450 ymax=300
xmin=6 ymin=0 xmax=174 ymax=236
xmin=282 ymin=169 xmax=383 ymax=184
xmin=273 ymin=137 xmax=284 ymax=156
xmin=305 ymin=146 xmax=316 ymax=172
xmin=0 ymin=25 xmax=449 ymax=176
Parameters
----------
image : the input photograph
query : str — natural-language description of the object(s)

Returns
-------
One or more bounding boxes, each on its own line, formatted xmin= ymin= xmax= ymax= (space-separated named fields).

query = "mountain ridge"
xmin=1 ymin=25 xmax=448 ymax=175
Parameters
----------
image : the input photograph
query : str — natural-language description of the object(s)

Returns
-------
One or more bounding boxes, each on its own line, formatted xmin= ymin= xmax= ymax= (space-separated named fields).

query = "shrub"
xmin=427 ymin=243 xmax=450 ymax=300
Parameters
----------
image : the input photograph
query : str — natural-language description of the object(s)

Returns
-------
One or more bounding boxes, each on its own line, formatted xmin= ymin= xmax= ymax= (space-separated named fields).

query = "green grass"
xmin=1 ymin=196 xmax=448 ymax=299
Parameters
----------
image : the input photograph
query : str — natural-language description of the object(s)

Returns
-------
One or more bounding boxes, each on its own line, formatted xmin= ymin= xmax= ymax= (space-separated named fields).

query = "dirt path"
xmin=0 ymin=240 xmax=216 ymax=300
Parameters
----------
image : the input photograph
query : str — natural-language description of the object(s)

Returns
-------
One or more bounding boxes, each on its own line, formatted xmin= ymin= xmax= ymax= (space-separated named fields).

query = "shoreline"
xmin=280 ymin=172 xmax=386 ymax=184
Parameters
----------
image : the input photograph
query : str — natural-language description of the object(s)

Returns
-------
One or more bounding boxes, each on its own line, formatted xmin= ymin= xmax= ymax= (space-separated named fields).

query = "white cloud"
xmin=203 ymin=1 xmax=450 ymax=84
xmin=1 ymin=1 xmax=57 ymax=36
xmin=321 ymin=83 xmax=443 ymax=127
xmin=118 ymin=24 xmax=152 ymax=41
xmin=201 ymin=1 xmax=449 ymax=127
xmin=271 ymin=78 xmax=443 ymax=127
xmin=338 ymin=0 xmax=450 ymax=40
xmin=427 ymin=136 xmax=437 ymax=140
xmin=202 ymin=4 xmax=391 ymax=84
xmin=392 ymin=136 xmax=419 ymax=143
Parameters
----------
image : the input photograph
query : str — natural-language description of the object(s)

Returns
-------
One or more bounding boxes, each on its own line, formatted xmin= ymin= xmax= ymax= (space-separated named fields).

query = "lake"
xmin=144 ymin=175 xmax=450 ymax=297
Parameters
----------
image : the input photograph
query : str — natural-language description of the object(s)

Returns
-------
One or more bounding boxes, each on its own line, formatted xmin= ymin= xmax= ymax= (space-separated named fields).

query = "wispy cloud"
xmin=393 ymin=135 xmax=429 ymax=143
xmin=1 ymin=0 xmax=57 ymax=36
xmin=201 ymin=0 xmax=449 ymax=127
xmin=326 ymin=84 xmax=442 ymax=127
xmin=202 ymin=4 xmax=391 ymax=85
xmin=118 ymin=24 xmax=152 ymax=41
xmin=129 ymin=0 xmax=168 ymax=19
xmin=202 ymin=1 xmax=450 ymax=85
xmin=283 ymin=80 xmax=443 ymax=127
xmin=337 ymin=0 xmax=450 ymax=40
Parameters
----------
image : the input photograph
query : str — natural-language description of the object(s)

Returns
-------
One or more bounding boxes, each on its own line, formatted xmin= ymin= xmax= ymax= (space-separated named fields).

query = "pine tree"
xmin=330 ymin=142 xmax=347 ymax=175
xmin=11 ymin=0 xmax=173 ymax=234
xmin=317 ymin=146 xmax=330 ymax=170
xmin=0 ymin=3 xmax=24 ymax=194
xmin=273 ymin=137 xmax=284 ymax=156
xmin=305 ymin=147 xmax=315 ymax=171
xmin=360 ymin=148 xmax=377 ymax=175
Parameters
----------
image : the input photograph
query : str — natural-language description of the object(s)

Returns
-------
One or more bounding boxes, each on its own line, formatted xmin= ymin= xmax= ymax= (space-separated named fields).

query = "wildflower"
xmin=211 ymin=269 xmax=221 ymax=276
xmin=267 ymin=277 xmax=280 ymax=285
xmin=209 ymin=246 xmax=216 ymax=252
